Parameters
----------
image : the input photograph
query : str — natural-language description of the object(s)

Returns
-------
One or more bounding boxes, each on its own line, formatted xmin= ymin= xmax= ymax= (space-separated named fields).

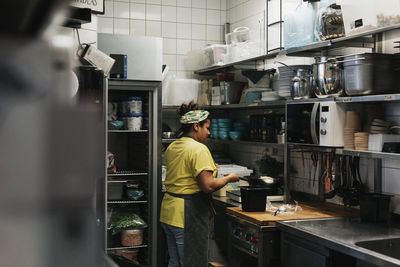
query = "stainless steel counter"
xmin=212 ymin=195 xmax=240 ymax=207
xmin=278 ymin=217 xmax=400 ymax=267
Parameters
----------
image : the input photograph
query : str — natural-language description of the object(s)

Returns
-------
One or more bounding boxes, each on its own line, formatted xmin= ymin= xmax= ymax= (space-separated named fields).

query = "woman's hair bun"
xmin=177 ymin=101 xmax=198 ymax=117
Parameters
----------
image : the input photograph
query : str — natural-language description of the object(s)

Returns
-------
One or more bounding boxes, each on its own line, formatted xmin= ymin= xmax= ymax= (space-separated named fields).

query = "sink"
xmin=355 ymin=238 xmax=400 ymax=260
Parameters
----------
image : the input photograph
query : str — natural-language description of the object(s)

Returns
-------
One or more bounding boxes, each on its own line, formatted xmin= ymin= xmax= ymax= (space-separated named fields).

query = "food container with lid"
xmin=121 ymin=97 xmax=143 ymax=114
xmin=203 ymin=44 xmax=227 ymax=66
xmin=225 ymin=27 xmax=250 ymax=44
xmin=125 ymin=182 xmax=144 ymax=200
xmin=121 ymin=113 xmax=143 ymax=131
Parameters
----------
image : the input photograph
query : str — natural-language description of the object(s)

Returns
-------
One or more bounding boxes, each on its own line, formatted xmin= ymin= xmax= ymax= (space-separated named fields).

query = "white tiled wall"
xmin=98 ymin=0 xmax=228 ymax=78
xmin=227 ymin=0 xmax=266 ymax=41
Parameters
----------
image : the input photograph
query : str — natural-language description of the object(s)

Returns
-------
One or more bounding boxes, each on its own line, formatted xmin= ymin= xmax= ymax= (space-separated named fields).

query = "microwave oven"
xmin=286 ymin=101 xmax=345 ymax=147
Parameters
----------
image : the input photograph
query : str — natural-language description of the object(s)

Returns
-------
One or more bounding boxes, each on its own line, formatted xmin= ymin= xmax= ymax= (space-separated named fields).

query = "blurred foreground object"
xmin=0 ymin=1 xmax=106 ymax=266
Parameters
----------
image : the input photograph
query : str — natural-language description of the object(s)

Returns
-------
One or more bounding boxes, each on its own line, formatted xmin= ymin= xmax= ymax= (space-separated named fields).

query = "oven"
xmin=227 ymin=214 xmax=280 ymax=267
xmin=286 ymin=101 xmax=345 ymax=147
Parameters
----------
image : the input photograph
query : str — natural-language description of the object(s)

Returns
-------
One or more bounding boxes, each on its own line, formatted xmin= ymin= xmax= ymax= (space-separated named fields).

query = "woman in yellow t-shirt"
xmin=160 ymin=102 xmax=239 ymax=267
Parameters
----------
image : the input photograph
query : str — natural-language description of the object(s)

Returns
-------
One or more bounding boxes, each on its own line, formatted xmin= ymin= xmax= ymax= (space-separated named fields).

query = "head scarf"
xmin=180 ymin=110 xmax=210 ymax=124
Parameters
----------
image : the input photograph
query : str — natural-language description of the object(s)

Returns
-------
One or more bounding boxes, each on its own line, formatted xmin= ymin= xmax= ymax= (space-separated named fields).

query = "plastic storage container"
xmin=121 ymin=113 xmax=143 ymax=131
xmin=164 ymin=79 xmax=199 ymax=105
xmin=338 ymin=0 xmax=400 ymax=36
xmin=283 ymin=2 xmax=317 ymax=49
xmin=108 ymin=183 xmax=124 ymax=200
xmin=121 ymin=97 xmax=143 ymax=114
xmin=225 ymin=27 xmax=250 ymax=44
xmin=360 ymin=193 xmax=392 ymax=222
xmin=204 ymin=44 xmax=227 ymax=66
xmin=240 ymin=186 xmax=272 ymax=212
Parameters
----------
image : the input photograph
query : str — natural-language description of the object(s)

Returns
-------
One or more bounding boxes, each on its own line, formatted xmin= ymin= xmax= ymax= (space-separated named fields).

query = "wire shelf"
xmin=106 ymin=244 xmax=148 ymax=251
xmin=108 ymin=129 xmax=148 ymax=133
xmin=107 ymin=171 xmax=148 ymax=177
xmin=107 ymin=200 xmax=148 ymax=204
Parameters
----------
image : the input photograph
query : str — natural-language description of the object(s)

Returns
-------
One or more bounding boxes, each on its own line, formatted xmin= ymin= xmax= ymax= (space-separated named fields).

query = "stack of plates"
xmin=370 ymin=119 xmax=391 ymax=134
xmin=277 ymin=65 xmax=311 ymax=98
xmin=354 ymin=132 xmax=369 ymax=151
xmin=261 ymin=90 xmax=281 ymax=101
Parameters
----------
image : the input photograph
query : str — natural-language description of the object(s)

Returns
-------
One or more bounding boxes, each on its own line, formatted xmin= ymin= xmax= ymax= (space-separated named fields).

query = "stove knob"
xmin=245 ymin=232 xmax=253 ymax=242
xmin=233 ymin=227 xmax=242 ymax=238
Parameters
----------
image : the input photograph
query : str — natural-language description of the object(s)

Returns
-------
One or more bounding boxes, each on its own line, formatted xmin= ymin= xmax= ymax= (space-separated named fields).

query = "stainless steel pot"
xmin=291 ymin=68 xmax=313 ymax=99
xmin=312 ymin=56 xmax=344 ymax=98
xmin=339 ymin=53 xmax=395 ymax=96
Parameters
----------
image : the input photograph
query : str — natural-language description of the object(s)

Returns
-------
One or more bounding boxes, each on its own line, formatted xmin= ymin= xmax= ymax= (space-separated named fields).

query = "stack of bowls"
xmin=210 ymin=119 xmax=219 ymax=139
xmin=232 ymin=122 xmax=249 ymax=140
xmin=218 ymin=118 xmax=232 ymax=140
xmin=344 ymin=111 xmax=361 ymax=150
xmin=370 ymin=119 xmax=391 ymax=134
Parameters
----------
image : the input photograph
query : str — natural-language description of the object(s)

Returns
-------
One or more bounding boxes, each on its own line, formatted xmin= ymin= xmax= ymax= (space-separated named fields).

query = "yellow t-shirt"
xmin=160 ymin=137 xmax=217 ymax=228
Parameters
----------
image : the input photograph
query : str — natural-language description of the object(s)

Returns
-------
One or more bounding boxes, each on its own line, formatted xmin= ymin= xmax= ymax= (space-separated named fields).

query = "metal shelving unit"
xmin=162 ymin=138 xmax=178 ymax=144
xmin=208 ymin=138 xmax=284 ymax=149
xmin=108 ymin=130 xmax=148 ymax=133
xmin=107 ymin=245 xmax=148 ymax=251
xmin=161 ymin=105 xmax=179 ymax=110
xmin=194 ymin=24 xmax=400 ymax=75
xmin=336 ymin=149 xmax=400 ymax=160
xmin=107 ymin=171 xmax=149 ymax=177
xmin=107 ymin=200 xmax=148 ymax=204
xmin=194 ymin=52 xmax=281 ymax=75
xmin=201 ymin=100 xmax=286 ymax=110
xmin=336 ymin=93 xmax=400 ymax=103
xmin=287 ymin=143 xmax=336 ymax=153
xmin=283 ymin=93 xmax=400 ymax=105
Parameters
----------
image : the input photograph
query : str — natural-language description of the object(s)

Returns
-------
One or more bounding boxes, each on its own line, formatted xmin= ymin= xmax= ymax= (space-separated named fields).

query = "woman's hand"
xmin=197 ymin=171 xmax=240 ymax=193
xmin=225 ymin=173 xmax=239 ymax=183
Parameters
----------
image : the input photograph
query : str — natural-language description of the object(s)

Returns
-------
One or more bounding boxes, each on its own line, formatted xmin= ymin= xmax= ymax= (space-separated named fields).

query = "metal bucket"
xmin=339 ymin=53 xmax=395 ymax=96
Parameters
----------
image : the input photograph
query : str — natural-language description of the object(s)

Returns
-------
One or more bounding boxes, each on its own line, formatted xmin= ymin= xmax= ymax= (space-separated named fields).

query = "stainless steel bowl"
xmin=162 ymin=131 xmax=176 ymax=139
xmin=312 ymin=56 xmax=344 ymax=98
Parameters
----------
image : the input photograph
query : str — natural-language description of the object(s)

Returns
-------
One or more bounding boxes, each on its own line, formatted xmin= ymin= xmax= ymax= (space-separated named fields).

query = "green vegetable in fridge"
xmin=111 ymin=208 xmax=147 ymax=235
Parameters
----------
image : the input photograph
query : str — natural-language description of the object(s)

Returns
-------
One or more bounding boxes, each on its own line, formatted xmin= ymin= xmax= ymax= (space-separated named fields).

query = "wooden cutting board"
xmin=226 ymin=202 xmax=358 ymax=226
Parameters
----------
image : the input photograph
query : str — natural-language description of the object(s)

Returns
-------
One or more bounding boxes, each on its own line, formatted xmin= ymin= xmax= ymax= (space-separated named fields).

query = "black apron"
xmin=166 ymin=191 xmax=214 ymax=267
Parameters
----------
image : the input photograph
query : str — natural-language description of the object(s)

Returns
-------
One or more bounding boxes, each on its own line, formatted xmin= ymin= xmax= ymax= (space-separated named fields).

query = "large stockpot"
xmin=312 ymin=56 xmax=344 ymax=98
xmin=339 ymin=53 xmax=395 ymax=96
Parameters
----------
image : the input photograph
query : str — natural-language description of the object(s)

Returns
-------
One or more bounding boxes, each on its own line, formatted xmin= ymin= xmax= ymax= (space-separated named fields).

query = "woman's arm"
xmin=197 ymin=171 xmax=240 ymax=193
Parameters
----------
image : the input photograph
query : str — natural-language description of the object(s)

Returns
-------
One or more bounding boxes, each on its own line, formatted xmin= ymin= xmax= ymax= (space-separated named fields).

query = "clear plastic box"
xmin=338 ymin=0 xmax=400 ymax=36
xmin=203 ymin=44 xmax=227 ymax=66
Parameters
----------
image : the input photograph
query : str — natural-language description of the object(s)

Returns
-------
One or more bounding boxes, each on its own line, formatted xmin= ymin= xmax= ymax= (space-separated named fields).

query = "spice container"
xmin=121 ymin=97 xmax=143 ymax=114
xmin=121 ymin=113 xmax=143 ymax=131
xmin=121 ymin=229 xmax=144 ymax=246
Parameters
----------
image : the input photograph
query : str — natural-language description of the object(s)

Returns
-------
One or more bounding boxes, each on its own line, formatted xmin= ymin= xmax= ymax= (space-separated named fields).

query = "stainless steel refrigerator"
xmin=98 ymin=34 xmax=162 ymax=267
